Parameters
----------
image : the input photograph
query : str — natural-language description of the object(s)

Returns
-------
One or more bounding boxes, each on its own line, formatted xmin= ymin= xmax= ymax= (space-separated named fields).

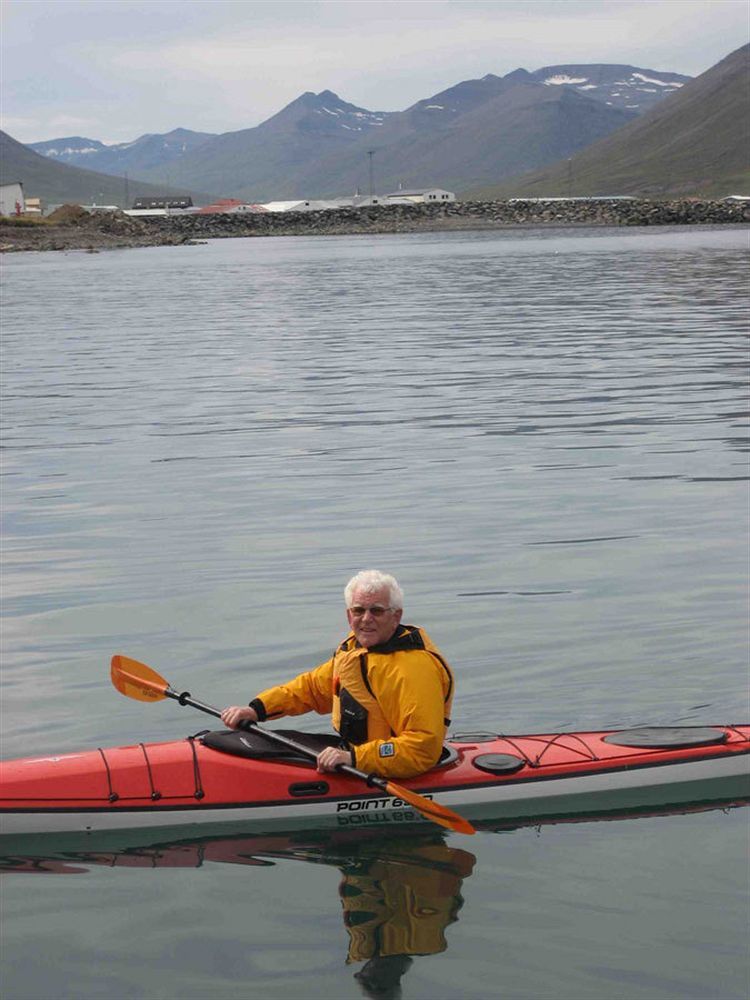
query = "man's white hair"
xmin=344 ymin=570 xmax=404 ymax=610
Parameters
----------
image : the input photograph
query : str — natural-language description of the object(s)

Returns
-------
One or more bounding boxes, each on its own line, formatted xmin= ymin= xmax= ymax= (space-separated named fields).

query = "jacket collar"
xmin=341 ymin=624 xmax=424 ymax=654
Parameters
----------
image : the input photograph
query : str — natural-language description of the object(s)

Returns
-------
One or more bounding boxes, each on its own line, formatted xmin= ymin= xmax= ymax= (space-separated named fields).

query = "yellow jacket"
xmin=252 ymin=625 xmax=454 ymax=778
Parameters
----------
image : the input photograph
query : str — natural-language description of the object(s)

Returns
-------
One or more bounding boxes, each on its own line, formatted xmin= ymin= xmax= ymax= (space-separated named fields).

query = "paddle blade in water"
xmin=384 ymin=780 xmax=476 ymax=835
xmin=111 ymin=655 xmax=168 ymax=702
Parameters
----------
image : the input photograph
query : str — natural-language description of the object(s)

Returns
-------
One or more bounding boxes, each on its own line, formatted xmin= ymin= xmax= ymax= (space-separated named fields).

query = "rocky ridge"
xmin=1 ymin=200 xmax=747 ymax=252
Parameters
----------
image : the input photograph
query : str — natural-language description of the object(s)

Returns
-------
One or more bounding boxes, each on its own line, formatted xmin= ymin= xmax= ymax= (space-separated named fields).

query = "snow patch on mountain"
xmin=45 ymin=145 xmax=100 ymax=156
xmin=632 ymin=72 xmax=684 ymax=87
xmin=534 ymin=66 xmax=689 ymax=114
xmin=544 ymin=75 xmax=589 ymax=85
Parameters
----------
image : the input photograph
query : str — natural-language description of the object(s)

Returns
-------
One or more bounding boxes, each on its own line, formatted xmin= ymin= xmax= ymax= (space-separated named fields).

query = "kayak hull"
xmin=2 ymin=796 xmax=747 ymax=876
xmin=1 ymin=754 xmax=747 ymax=838
xmin=2 ymin=725 xmax=748 ymax=837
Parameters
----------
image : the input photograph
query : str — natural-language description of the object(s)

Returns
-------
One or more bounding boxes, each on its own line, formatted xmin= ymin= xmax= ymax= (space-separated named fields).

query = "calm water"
xmin=1 ymin=226 xmax=748 ymax=999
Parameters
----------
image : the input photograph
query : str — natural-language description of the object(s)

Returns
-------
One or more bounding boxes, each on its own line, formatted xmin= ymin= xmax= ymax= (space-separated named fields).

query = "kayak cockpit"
xmin=200 ymin=728 xmax=460 ymax=770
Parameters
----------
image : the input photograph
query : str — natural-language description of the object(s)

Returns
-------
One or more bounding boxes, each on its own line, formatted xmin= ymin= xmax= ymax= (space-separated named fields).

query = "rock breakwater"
xmin=2 ymin=199 xmax=747 ymax=252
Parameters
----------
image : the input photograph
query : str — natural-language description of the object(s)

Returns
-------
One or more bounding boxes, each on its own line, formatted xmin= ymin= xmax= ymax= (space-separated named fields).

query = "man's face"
xmin=346 ymin=586 xmax=402 ymax=648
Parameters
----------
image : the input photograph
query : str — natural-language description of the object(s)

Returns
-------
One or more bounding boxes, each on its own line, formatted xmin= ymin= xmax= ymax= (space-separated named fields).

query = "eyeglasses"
xmin=348 ymin=605 xmax=393 ymax=618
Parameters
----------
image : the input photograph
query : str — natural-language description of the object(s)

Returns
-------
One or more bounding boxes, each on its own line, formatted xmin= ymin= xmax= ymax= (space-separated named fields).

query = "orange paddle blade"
xmin=385 ymin=780 xmax=476 ymax=835
xmin=111 ymin=655 xmax=169 ymax=702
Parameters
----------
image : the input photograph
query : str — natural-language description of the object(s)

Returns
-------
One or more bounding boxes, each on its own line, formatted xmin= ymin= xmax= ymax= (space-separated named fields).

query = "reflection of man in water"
xmin=17 ymin=829 xmax=475 ymax=998
xmin=338 ymin=839 xmax=475 ymax=999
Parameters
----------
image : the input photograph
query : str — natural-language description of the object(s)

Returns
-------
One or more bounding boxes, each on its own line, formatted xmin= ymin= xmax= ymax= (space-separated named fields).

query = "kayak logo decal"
xmin=336 ymin=795 xmax=431 ymax=826
xmin=336 ymin=793 xmax=433 ymax=813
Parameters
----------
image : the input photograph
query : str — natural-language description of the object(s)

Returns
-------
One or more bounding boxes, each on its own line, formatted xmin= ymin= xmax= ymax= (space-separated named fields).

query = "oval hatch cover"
xmin=603 ymin=727 xmax=727 ymax=748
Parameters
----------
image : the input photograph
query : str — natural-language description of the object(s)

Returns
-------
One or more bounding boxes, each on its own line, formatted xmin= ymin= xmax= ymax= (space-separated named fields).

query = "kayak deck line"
xmin=3 ymin=742 xmax=749 ymax=806
xmin=3 ymin=760 xmax=748 ymax=816
xmin=3 ymin=725 xmax=749 ymax=800
xmin=1 ymin=724 xmax=748 ymax=836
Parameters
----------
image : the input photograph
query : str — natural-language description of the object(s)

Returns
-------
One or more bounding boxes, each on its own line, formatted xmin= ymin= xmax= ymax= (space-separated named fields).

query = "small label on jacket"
xmin=379 ymin=742 xmax=395 ymax=758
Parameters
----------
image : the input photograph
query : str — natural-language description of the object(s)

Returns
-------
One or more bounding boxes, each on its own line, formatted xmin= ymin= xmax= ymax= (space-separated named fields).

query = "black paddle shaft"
xmin=165 ymin=686 xmax=389 ymax=792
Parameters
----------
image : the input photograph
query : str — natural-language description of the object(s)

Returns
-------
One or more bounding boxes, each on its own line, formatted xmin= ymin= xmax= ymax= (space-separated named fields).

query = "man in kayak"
xmin=220 ymin=569 xmax=454 ymax=779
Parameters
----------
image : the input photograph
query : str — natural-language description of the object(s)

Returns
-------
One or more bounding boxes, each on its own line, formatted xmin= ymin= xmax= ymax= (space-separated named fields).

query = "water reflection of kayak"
xmin=0 ymin=825 xmax=477 ymax=999
xmin=1 ymin=724 xmax=748 ymax=839
xmin=5 ymin=803 xmax=745 ymax=1000
xmin=0 ymin=795 xmax=745 ymax=876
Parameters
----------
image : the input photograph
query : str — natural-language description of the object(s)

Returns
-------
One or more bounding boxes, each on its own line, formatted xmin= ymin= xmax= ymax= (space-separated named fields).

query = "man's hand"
xmin=221 ymin=705 xmax=258 ymax=729
xmin=316 ymin=747 xmax=353 ymax=772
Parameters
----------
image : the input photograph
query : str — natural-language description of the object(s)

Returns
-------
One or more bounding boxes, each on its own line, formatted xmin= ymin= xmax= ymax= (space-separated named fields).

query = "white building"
xmin=351 ymin=194 xmax=384 ymax=207
xmin=261 ymin=200 xmax=312 ymax=213
xmin=82 ymin=204 xmax=120 ymax=214
xmin=385 ymin=188 xmax=455 ymax=204
xmin=261 ymin=199 xmax=353 ymax=212
xmin=0 ymin=181 xmax=25 ymax=216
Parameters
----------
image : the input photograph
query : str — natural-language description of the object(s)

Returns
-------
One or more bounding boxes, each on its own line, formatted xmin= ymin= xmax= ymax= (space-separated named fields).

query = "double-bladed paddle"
xmin=110 ymin=654 xmax=475 ymax=835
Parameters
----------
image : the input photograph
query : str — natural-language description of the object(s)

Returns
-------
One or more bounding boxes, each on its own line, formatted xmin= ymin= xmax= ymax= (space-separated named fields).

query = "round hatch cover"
xmin=472 ymin=753 xmax=526 ymax=775
xmin=603 ymin=727 xmax=728 ymax=749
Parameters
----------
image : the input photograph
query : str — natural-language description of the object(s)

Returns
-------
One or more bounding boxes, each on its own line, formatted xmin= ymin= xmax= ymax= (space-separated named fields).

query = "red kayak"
xmin=2 ymin=723 xmax=748 ymax=837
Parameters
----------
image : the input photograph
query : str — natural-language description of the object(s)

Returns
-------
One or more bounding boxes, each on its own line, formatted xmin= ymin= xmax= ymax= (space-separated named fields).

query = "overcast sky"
xmin=2 ymin=0 xmax=748 ymax=144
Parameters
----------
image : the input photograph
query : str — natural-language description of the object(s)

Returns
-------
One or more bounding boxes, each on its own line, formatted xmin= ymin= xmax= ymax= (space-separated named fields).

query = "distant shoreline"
xmin=1 ymin=199 xmax=748 ymax=252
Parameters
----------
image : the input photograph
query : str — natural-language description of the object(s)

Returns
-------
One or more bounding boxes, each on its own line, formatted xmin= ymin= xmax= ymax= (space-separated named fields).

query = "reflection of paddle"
xmin=111 ymin=655 xmax=475 ymax=835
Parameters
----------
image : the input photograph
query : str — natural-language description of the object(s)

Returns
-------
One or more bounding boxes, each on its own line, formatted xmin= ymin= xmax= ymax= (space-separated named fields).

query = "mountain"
xmin=28 ymin=128 xmax=217 ymax=176
xmin=14 ymin=60 xmax=700 ymax=205
xmin=129 ymin=68 xmax=652 ymax=200
xmin=292 ymin=81 xmax=638 ymax=199
xmin=129 ymin=90 xmax=393 ymax=198
xmin=527 ymin=64 xmax=689 ymax=113
xmin=468 ymin=44 xmax=750 ymax=199
xmin=29 ymin=136 xmax=110 ymax=160
xmin=0 ymin=130 xmax=214 ymax=208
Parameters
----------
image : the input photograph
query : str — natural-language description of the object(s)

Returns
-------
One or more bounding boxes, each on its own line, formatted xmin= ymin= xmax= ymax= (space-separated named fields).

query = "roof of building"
xmin=385 ymin=188 xmax=451 ymax=197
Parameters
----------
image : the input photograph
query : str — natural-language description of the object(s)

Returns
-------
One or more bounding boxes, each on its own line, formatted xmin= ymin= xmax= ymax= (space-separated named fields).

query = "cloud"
xmin=2 ymin=0 xmax=747 ymax=143
xmin=101 ymin=7 xmax=638 ymax=83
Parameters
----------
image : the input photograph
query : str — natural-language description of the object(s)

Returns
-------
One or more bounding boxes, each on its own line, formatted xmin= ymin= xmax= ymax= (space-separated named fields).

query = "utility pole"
xmin=567 ymin=158 xmax=573 ymax=198
xmin=367 ymin=150 xmax=375 ymax=199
